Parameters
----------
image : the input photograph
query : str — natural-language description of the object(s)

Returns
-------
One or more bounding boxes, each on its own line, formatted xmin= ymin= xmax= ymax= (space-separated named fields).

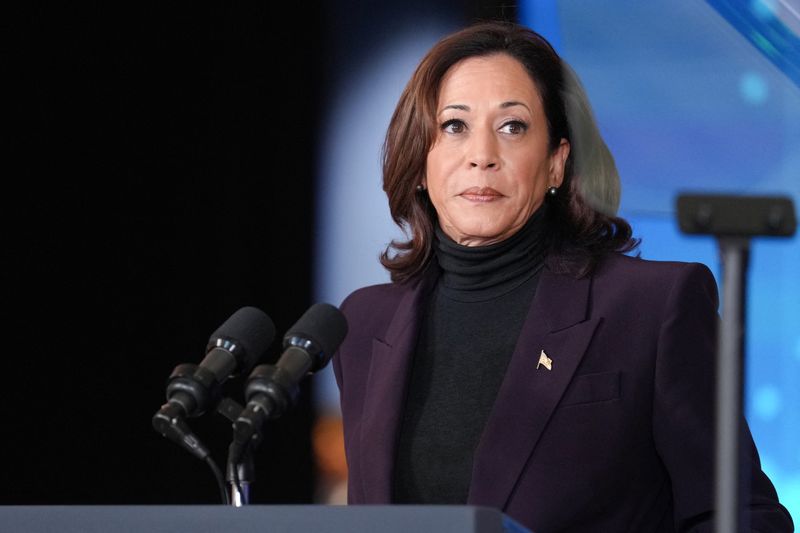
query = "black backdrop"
xmin=7 ymin=1 xmax=514 ymax=505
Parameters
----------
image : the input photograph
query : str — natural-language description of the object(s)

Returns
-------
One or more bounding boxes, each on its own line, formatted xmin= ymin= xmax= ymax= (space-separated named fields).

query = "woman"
xmin=332 ymin=21 xmax=792 ymax=532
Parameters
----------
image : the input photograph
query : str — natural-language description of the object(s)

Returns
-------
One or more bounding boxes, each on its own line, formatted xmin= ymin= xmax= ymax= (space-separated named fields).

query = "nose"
xmin=468 ymin=129 xmax=499 ymax=170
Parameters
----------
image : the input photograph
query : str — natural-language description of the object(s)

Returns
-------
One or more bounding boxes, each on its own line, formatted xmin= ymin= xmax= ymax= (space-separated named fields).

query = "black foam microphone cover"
xmin=283 ymin=302 xmax=348 ymax=371
xmin=206 ymin=306 xmax=276 ymax=377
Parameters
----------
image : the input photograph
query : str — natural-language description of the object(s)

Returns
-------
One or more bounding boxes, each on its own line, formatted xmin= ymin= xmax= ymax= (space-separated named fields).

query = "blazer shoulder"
xmin=340 ymin=281 xmax=405 ymax=312
xmin=596 ymin=253 xmax=715 ymax=288
xmin=592 ymin=253 xmax=719 ymax=311
xmin=339 ymin=281 xmax=411 ymax=335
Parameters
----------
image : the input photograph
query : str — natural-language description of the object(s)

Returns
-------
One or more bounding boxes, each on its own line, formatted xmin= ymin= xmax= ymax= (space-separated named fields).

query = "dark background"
xmin=6 ymin=1 xmax=514 ymax=504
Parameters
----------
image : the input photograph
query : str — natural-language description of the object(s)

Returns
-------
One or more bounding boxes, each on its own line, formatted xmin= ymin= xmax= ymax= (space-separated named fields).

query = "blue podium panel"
xmin=0 ymin=505 xmax=533 ymax=533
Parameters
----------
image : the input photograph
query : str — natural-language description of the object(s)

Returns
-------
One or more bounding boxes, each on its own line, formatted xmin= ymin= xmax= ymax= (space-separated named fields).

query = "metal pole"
xmin=229 ymin=480 xmax=250 ymax=507
xmin=227 ymin=442 xmax=255 ymax=506
xmin=713 ymin=236 xmax=749 ymax=533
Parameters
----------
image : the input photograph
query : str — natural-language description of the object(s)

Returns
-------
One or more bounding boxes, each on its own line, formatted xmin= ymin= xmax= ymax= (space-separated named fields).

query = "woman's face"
xmin=425 ymin=53 xmax=569 ymax=246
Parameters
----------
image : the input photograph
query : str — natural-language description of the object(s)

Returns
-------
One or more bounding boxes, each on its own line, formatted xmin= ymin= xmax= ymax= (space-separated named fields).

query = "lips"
xmin=459 ymin=187 xmax=503 ymax=202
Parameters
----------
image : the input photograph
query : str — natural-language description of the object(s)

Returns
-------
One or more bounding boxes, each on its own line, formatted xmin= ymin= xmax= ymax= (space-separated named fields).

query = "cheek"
xmin=425 ymin=146 xmax=453 ymax=189
xmin=515 ymin=152 xmax=550 ymax=190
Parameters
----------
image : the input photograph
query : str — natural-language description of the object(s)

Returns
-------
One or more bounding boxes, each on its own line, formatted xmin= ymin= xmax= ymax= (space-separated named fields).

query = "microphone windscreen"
xmin=209 ymin=306 xmax=276 ymax=370
xmin=283 ymin=302 xmax=348 ymax=369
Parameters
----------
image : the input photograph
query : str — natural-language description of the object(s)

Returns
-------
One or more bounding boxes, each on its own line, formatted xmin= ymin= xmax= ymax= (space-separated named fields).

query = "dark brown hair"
xmin=380 ymin=21 xmax=638 ymax=282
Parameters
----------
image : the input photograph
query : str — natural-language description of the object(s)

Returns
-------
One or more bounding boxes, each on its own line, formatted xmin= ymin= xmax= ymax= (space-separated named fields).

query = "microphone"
xmin=231 ymin=303 xmax=348 ymax=452
xmin=153 ymin=306 xmax=275 ymax=459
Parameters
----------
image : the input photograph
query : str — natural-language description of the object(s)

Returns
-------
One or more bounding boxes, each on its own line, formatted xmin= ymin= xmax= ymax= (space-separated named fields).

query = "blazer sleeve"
xmin=331 ymin=292 xmax=353 ymax=401
xmin=652 ymin=263 xmax=793 ymax=532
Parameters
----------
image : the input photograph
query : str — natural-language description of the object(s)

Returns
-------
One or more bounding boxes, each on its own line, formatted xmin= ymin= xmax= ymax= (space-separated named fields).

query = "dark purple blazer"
xmin=332 ymin=253 xmax=793 ymax=532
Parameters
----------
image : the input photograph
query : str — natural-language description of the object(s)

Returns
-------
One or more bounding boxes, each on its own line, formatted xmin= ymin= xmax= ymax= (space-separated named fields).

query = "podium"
xmin=0 ymin=505 xmax=533 ymax=533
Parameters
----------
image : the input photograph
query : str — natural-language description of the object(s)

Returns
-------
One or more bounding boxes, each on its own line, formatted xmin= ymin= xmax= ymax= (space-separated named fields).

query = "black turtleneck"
xmin=393 ymin=207 xmax=548 ymax=504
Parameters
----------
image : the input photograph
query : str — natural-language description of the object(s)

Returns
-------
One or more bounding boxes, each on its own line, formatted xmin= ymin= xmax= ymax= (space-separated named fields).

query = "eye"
xmin=441 ymin=118 xmax=466 ymax=134
xmin=499 ymin=120 xmax=528 ymax=135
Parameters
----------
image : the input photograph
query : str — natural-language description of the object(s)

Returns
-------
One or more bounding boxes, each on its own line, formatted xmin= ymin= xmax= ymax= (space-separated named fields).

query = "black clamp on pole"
xmin=677 ymin=194 xmax=796 ymax=533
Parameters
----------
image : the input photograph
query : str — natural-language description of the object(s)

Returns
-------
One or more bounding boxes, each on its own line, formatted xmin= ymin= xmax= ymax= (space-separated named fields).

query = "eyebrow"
xmin=439 ymin=101 xmax=532 ymax=114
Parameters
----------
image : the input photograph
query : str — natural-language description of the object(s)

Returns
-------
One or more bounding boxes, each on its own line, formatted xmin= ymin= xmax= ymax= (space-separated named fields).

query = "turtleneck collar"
xmin=434 ymin=205 xmax=548 ymax=302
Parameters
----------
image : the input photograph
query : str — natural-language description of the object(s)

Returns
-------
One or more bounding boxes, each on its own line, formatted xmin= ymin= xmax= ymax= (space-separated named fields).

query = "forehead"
xmin=437 ymin=53 xmax=541 ymax=107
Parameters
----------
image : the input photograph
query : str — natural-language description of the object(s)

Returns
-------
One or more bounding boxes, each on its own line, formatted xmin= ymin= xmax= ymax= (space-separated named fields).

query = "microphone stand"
xmin=225 ymin=361 xmax=298 ymax=506
xmin=676 ymin=194 xmax=796 ymax=533
xmin=713 ymin=236 xmax=749 ymax=533
xmin=222 ymin=304 xmax=349 ymax=506
xmin=214 ymin=397 xmax=258 ymax=506
xmin=227 ymin=441 xmax=255 ymax=506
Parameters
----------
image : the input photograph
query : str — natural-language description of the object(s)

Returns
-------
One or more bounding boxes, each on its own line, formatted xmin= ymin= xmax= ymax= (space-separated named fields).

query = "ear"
xmin=549 ymin=138 xmax=570 ymax=188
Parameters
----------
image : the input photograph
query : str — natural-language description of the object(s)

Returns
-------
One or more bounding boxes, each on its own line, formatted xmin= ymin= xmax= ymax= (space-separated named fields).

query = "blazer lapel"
xmin=358 ymin=266 xmax=439 ymax=502
xmin=468 ymin=266 xmax=601 ymax=509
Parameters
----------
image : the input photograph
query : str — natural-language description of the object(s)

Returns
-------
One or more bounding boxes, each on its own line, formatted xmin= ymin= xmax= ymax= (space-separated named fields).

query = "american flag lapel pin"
xmin=537 ymin=349 xmax=553 ymax=371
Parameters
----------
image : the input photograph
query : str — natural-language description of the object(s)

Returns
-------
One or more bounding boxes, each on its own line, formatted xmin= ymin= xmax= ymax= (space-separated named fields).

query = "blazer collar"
xmin=467 ymin=266 xmax=600 ymax=510
xmin=358 ymin=264 xmax=440 ymax=502
xmin=357 ymin=262 xmax=599 ymax=507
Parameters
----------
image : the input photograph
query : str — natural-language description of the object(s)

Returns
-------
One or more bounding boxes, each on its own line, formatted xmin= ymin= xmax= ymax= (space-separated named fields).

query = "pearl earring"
xmin=547 ymin=186 xmax=558 ymax=197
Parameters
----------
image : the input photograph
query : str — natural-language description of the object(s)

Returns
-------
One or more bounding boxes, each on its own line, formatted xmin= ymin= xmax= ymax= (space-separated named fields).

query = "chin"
xmin=448 ymin=220 xmax=511 ymax=245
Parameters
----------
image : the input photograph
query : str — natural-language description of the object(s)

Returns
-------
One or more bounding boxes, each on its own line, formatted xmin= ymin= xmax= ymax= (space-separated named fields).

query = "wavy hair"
xmin=380 ymin=21 xmax=638 ymax=282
